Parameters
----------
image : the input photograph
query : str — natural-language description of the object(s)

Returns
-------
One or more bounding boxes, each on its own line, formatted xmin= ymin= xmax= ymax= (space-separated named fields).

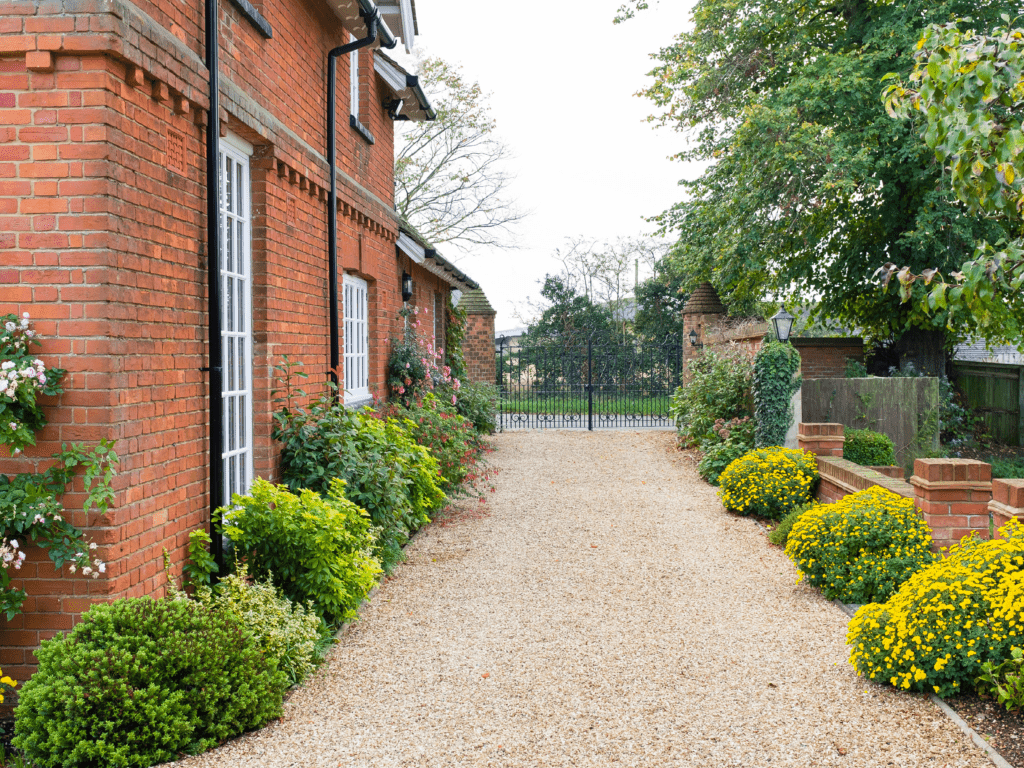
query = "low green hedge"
xmin=14 ymin=597 xmax=287 ymax=767
xmin=844 ymin=428 xmax=896 ymax=467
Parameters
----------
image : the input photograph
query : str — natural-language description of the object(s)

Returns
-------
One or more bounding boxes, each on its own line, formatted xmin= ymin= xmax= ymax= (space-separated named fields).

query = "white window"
xmin=349 ymin=32 xmax=359 ymax=119
xmin=343 ymin=274 xmax=369 ymax=404
xmin=219 ymin=134 xmax=254 ymax=504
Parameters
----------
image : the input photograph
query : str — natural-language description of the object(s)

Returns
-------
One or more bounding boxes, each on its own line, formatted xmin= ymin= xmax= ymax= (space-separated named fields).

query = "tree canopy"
xmin=621 ymin=0 xmax=1008 ymax=347
xmin=880 ymin=20 xmax=1024 ymax=348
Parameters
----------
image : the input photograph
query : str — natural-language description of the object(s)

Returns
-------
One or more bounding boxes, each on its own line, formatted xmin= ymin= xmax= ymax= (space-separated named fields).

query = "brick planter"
xmin=991 ymin=479 xmax=1024 ymax=536
xmin=910 ymin=459 xmax=993 ymax=551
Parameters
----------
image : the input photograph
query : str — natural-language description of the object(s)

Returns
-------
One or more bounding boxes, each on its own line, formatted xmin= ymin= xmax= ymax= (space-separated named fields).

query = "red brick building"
xmin=0 ymin=0 xmax=488 ymax=680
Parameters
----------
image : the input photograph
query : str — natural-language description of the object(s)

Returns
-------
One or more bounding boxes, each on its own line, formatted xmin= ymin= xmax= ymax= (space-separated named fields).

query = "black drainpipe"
xmin=204 ymin=0 xmax=224 ymax=574
xmin=326 ymin=9 xmax=395 ymax=395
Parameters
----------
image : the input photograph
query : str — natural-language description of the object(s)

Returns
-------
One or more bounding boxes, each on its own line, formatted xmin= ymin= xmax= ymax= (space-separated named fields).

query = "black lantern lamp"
xmin=401 ymin=272 xmax=413 ymax=302
xmin=771 ymin=305 xmax=795 ymax=343
xmin=688 ymin=328 xmax=703 ymax=349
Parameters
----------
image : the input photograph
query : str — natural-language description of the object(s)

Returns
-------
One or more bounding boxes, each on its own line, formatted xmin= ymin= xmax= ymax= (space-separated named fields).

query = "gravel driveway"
xmin=176 ymin=430 xmax=991 ymax=768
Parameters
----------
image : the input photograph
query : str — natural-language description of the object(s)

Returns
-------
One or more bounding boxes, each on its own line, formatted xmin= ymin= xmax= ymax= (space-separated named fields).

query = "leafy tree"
xmin=634 ymin=261 xmax=689 ymax=342
xmin=522 ymin=275 xmax=617 ymax=347
xmin=394 ymin=56 xmax=525 ymax=253
xmin=618 ymin=0 xmax=1008 ymax=366
xmin=879 ymin=20 xmax=1024 ymax=349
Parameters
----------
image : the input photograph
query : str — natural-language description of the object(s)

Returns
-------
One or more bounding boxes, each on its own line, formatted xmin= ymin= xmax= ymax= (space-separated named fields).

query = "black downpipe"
xmin=327 ymin=11 xmax=392 ymax=395
xmin=204 ymin=0 xmax=224 ymax=574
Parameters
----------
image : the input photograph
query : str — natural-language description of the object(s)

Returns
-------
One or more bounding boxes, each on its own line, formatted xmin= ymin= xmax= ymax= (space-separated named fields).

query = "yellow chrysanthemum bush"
xmin=785 ymin=487 xmax=936 ymax=604
xmin=718 ymin=446 xmax=818 ymax=519
xmin=847 ymin=520 xmax=1024 ymax=697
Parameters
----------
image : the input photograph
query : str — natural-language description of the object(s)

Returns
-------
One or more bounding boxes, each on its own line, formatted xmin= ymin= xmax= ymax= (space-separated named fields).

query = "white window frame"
xmin=343 ymin=274 xmax=370 ymax=405
xmin=219 ymin=133 xmax=254 ymax=505
xmin=349 ymin=31 xmax=360 ymax=119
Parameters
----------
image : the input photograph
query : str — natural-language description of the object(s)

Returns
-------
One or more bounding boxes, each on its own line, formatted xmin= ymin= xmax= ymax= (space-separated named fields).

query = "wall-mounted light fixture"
xmin=401 ymin=271 xmax=413 ymax=302
xmin=771 ymin=306 xmax=795 ymax=343
xmin=688 ymin=328 xmax=703 ymax=349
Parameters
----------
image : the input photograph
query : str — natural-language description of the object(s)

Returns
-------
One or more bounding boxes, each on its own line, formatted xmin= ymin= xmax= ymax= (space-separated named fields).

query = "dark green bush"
xmin=992 ymin=458 xmax=1024 ymax=479
xmin=753 ymin=340 xmax=802 ymax=448
xmin=273 ymin=387 xmax=445 ymax=573
xmin=844 ymin=428 xmax=897 ymax=467
xmin=221 ymin=479 xmax=381 ymax=626
xmin=768 ymin=502 xmax=817 ymax=547
xmin=13 ymin=597 xmax=287 ymax=768
xmin=452 ymin=380 xmax=499 ymax=434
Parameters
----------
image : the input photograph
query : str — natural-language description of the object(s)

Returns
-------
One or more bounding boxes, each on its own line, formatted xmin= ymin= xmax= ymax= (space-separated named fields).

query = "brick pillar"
xmin=910 ymin=459 xmax=992 ymax=551
xmin=797 ymin=423 xmax=845 ymax=457
xmin=457 ymin=289 xmax=497 ymax=384
xmin=681 ymin=282 xmax=727 ymax=381
xmin=991 ymin=479 xmax=1024 ymax=537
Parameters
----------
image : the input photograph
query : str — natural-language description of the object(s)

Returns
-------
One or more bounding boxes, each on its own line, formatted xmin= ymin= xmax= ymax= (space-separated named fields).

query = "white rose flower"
xmin=68 ymin=564 xmax=76 ymax=574
xmin=21 ymin=313 xmax=29 ymax=320
xmin=1 ymin=361 xmax=13 ymax=371
xmin=10 ymin=539 xmax=18 ymax=549
xmin=82 ymin=566 xmax=92 ymax=576
xmin=98 ymin=562 xmax=106 ymax=573
xmin=4 ymin=322 xmax=14 ymax=332
xmin=89 ymin=542 xmax=97 ymax=550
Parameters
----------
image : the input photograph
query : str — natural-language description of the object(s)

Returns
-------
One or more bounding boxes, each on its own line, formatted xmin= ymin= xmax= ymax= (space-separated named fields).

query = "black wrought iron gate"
xmin=495 ymin=336 xmax=683 ymax=430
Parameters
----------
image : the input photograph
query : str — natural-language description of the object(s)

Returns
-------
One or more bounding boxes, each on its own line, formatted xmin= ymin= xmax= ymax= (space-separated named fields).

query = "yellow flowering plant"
xmin=718 ymin=446 xmax=818 ymax=519
xmin=785 ymin=487 xmax=936 ymax=604
xmin=848 ymin=520 xmax=1024 ymax=698
xmin=0 ymin=668 xmax=15 ymax=704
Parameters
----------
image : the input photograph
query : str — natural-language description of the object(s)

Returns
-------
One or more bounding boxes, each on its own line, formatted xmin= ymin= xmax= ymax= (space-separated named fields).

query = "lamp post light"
xmin=401 ymin=272 xmax=413 ymax=302
xmin=771 ymin=305 xmax=795 ymax=343
xmin=688 ymin=328 xmax=703 ymax=349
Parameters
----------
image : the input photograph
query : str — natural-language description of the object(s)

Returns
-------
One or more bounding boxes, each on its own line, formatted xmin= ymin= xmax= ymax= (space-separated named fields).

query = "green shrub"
xmin=221 ymin=479 xmax=381 ymax=626
xmin=845 ymin=358 xmax=869 ymax=378
xmin=786 ymin=487 xmax=935 ymax=604
xmin=844 ymin=428 xmax=897 ymax=467
xmin=273 ymin=386 xmax=445 ymax=573
xmin=192 ymin=564 xmax=327 ymax=687
xmin=669 ymin=346 xmax=753 ymax=446
xmin=697 ymin=417 xmax=754 ymax=486
xmin=380 ymin=394 xmax=493 ymax=497
xmin=453 ymin=380 xmax=499 ymax=434
xmin=992 ymin=457 xmax=1024 ymax=479
xmin=13 ymin=597 xmax=287 ymax=767
xmin=718 ymin=446 xmax=818 ymax=519
xmin=977 ymin=647 xmax=1024 ymax=711
xmin=768 ymin=502 xmax=817 ymax=547
xmin=847 ymin=520 xmax=1024 ymax=697
xmin=753 ymin=340 xmax=802 ymax=448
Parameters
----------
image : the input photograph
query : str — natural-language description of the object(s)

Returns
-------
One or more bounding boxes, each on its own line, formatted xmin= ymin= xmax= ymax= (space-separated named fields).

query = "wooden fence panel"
xmin=802 ymin=377 xmax=940 ymax=471
xmin=953 ymin=362 xmax=1023 ymax=446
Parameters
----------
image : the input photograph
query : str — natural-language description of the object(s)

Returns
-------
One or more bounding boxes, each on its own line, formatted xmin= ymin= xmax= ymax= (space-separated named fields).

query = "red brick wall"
xmin=792 ymin=338 xmax=865 ymax=380
xmin=464 ymin=310 xmax=495 ymax=384
xmin=0 ymin=0 xmax=439 ymax=681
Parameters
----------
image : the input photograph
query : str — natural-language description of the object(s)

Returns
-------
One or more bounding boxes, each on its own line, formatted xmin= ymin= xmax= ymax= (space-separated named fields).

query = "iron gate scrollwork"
xmin=495 ymin=335 xmax=683 ymax=430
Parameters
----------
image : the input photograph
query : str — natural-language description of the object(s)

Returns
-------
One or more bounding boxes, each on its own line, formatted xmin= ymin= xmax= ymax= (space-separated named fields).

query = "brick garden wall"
xmin=0 ymin=0 xmax=445 ymax=681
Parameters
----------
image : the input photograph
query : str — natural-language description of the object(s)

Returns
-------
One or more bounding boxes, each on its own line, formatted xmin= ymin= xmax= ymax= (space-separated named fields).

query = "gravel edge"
xmin=831 ymin=600 xmax=1014 ymax=768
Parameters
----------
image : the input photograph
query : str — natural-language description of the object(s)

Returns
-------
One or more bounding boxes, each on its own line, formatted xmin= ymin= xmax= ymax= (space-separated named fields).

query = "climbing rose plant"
xmin=0 ymin=312 xmax=115 ymax=620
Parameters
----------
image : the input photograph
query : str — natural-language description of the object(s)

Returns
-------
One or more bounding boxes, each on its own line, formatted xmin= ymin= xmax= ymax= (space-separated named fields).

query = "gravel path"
xmin=177 ymin=430 xmax=992 ymax=768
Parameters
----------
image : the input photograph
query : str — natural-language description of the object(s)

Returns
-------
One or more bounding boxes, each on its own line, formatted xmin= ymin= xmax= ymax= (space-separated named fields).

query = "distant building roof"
xmin=955 ymin=340 xmax=1024 ymax=366
xmin=459 ymin=289 xmax=494 ymax=314
xmin=496 ymin=326 xmax=528 ymax=339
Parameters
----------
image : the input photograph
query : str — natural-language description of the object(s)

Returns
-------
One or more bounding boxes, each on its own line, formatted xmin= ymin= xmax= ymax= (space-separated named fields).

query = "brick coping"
xmin=909 ymin=476 xmax=993 ymax=493
xmin=817 ymin=456 xmax=914 ymax=499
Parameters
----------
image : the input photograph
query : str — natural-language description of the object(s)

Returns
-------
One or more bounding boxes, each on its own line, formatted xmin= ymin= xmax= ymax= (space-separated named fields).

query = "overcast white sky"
xmin=398 ymin=0 xmax=702 ymax=330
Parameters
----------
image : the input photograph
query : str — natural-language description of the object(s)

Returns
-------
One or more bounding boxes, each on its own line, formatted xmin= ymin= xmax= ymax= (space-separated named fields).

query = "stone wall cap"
xmin=909 ymin=476 xmax=993 ymax=493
